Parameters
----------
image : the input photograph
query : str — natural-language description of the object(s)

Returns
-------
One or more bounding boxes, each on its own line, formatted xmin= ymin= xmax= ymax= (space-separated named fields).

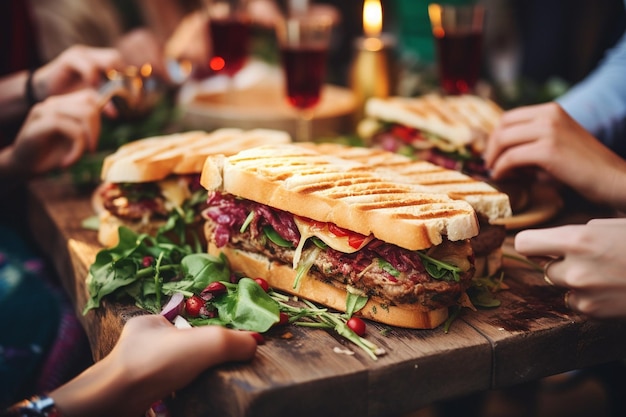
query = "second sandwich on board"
xmin=200 ymin=143 xmax=481 ymax=329
xmin=95 ymin=128 xmax=292 ymax=247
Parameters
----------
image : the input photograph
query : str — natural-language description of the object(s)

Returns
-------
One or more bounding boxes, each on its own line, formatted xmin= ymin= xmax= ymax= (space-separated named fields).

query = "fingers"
xmin=12 ymin=89 xmax=102 ymax=175
xmin=514 ymin=226 xmax=574 ymax=257
xmin=63 ymin=45 xmax=125 ymax=86
xmin=587 ymin=218 xmax=626 ymax=226
xmin=484 ymin=104 xmax=545 ymax=165
xmin=485 ymin=103 xmax=565 ymax=178
xmin=47 ymin=90 xmax=101 ymax=167
xmin=39 ymin=45 xmax=125 ymax=98
xmin=123 ymin=315 xmax=258 ymax=366
xmin=190 ymin=326 xmax=258 ymax=366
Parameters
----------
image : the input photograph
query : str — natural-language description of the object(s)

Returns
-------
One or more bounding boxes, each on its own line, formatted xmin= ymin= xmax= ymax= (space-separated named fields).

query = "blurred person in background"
xmin=0 ymin=28 xmax=124 ymax=407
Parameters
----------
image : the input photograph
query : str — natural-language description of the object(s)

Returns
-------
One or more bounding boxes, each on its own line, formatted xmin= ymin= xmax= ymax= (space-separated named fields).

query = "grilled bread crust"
xmin=306 ymin=142 xmax=512 ymax=222
xmin=208 ymin=242 xmax=450 ymax=329
xmin=365 ymin=94 xmax=503 ymax=148
xmin=200 ymin=144 xmax=479 ymax=251
xmin=101 ymin=128 xmax=292 ymax=183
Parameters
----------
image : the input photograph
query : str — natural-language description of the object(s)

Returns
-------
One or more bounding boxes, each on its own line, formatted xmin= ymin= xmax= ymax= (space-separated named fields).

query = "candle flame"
xmin=428 ymin=4 xmax=445 ymax=38
xmin=363 ymin=0 xmax=382 ymax=38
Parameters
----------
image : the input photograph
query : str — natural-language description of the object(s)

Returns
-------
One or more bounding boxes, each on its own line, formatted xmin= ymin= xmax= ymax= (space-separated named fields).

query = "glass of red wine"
xmin=276 ymin=14 xmax=334 ymax=141
xmin=204 ymin=0 xmax=251 ymax=84
xmin=428 ymin=3 xmax=485 ymax=95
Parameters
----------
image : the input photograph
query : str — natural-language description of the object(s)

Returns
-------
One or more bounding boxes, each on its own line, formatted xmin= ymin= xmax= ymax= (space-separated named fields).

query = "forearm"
xmin=49 ymin=355 xmax=152 ymax=417
xmin=603 ymin=162 xmax=626 ymax=213
xmin=0 ymin=71 xmax=32 ymax=124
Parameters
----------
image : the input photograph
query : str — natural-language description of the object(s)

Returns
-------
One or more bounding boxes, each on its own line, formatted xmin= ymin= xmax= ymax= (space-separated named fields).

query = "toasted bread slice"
xmin=201 ymin=143 xmax=479 ymax=251
xmin=306 ymin=143 xmax=512 ymax=222
xmin=364 ymin=94 xmax=503 ymax=149
xmin=101 ymin=128 xmax=292 ymax=183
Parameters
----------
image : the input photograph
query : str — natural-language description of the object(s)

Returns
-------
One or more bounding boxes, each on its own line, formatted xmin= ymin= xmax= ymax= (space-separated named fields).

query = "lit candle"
xmin=363 ymin=0 xmax=383 ymax=49
xmin=349 ymin=0 xmax=396 ymax=119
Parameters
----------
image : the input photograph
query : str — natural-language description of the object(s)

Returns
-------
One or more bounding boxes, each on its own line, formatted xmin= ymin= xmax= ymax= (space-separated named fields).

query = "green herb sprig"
xmin=270 ymin=292 xmax=385 ymax=360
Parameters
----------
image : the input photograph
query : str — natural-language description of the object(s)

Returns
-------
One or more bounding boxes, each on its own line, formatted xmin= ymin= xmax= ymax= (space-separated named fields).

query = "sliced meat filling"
xmin=203 ymin=191 xmax=475 ymax=310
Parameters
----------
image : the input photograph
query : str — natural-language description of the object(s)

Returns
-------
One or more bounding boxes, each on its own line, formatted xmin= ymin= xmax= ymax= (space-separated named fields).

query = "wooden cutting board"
xmin=179 ymin=78 xmax=357 ymax=140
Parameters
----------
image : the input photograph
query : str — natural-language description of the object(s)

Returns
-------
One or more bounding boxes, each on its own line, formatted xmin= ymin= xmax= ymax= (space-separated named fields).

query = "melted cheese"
xmin=158 ymin=178 xmax=191 ymax=210
xmin=292 ymin=217 xmax=374 ymax=268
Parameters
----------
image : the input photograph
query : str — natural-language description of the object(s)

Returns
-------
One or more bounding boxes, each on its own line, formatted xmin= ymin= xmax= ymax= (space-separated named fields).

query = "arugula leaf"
xmin=417 ymin=252 xmax=462 ymax=282
xmin=212 ymin=278 xmax=280 ymax=332
xmin=377 ymin=258 xmax=400 ymax=277
xmin=83 ymin=227 xmax=213 ymax=314
xmin=345 ymin=292 xmax=368 ymax=318
xmin=263 ymin=226 xmax=293 ymax=248
xmin=158 ymin=188 xmax=207 ymax=251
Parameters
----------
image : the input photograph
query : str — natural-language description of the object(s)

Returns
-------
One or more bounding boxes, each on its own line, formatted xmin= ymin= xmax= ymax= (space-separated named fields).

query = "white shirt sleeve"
xmin=557 ymin=26 xmax=626 ymax=156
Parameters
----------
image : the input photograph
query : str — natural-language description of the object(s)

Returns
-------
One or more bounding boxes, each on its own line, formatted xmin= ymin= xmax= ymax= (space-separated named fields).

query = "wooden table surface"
xmin=27 ymin=176 xmax=626 ymax=417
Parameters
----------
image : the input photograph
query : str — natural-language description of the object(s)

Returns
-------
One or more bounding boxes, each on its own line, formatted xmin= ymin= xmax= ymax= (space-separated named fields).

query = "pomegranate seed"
xmin=253 ymin=277 xmax=269 ymax=292
xmin=142 ymin=256 xmax=154 ymax=268
xmin=204 ymin=281 xmax=227 ymax=295
xmin=347 ymin=317 xmax=366 ymax=337
xmin=185 ymin=295 xmax=204 ymax=318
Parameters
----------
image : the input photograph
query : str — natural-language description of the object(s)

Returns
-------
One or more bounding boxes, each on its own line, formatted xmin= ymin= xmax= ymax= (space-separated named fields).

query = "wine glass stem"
xmin=296 ymin=109 xmax=314 ymax=142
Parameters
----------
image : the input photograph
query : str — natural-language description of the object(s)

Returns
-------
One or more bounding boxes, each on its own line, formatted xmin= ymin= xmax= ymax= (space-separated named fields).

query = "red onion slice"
xmin=160 ymin=292 xmax=185 ymax=321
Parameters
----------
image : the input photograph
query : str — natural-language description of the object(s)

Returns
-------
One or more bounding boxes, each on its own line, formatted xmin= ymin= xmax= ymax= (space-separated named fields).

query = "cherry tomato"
xmin=277 ymin=312 xmax=289 ymax=326
xmin=204 ymin=281 xmax=227 ymax=296
xmin=347 ymin=317 xmax=366 ymax=337
xmin=254 ymin=277 xmax=270 ymax=292
xmin=185 ymin=295 xmax=204 ymax=318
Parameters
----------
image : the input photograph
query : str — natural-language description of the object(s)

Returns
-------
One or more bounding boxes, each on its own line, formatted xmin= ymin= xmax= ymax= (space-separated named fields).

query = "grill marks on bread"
xmin=201 ymin=144 xmax=480 ymax=250
xmin=101 ymin=128 xmax=292 ymax=183
xmin=365 ymin=94 xmax=503 ymax=147
xmin=306 ymin=142 xmax=512 ymax=222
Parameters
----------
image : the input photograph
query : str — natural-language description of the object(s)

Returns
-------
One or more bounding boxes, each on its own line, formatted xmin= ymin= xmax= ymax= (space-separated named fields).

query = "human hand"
xmin=515 ymin=218 xmax=626 ymax=319
xmin=50 ymin=314 xmax=258 ymax=417
xmin=484 ymin=102 xmax=626 ymax=209
xmin=2 ymin=89 xmax=102 ymax=177
xmin=116 ymin=28 xmax=168 ymax=79
xmin=32 ymin=45 xmax=124 ymax=101
xmin=165 ymin=10 xmax=210 ymax=71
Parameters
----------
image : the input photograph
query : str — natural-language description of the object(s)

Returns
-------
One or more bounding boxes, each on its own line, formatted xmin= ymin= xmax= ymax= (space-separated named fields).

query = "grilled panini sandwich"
xmin=358 ymin=94 xmax=503 ymax=178
xmin=200 ymin=143 xmax=481 ymax=329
